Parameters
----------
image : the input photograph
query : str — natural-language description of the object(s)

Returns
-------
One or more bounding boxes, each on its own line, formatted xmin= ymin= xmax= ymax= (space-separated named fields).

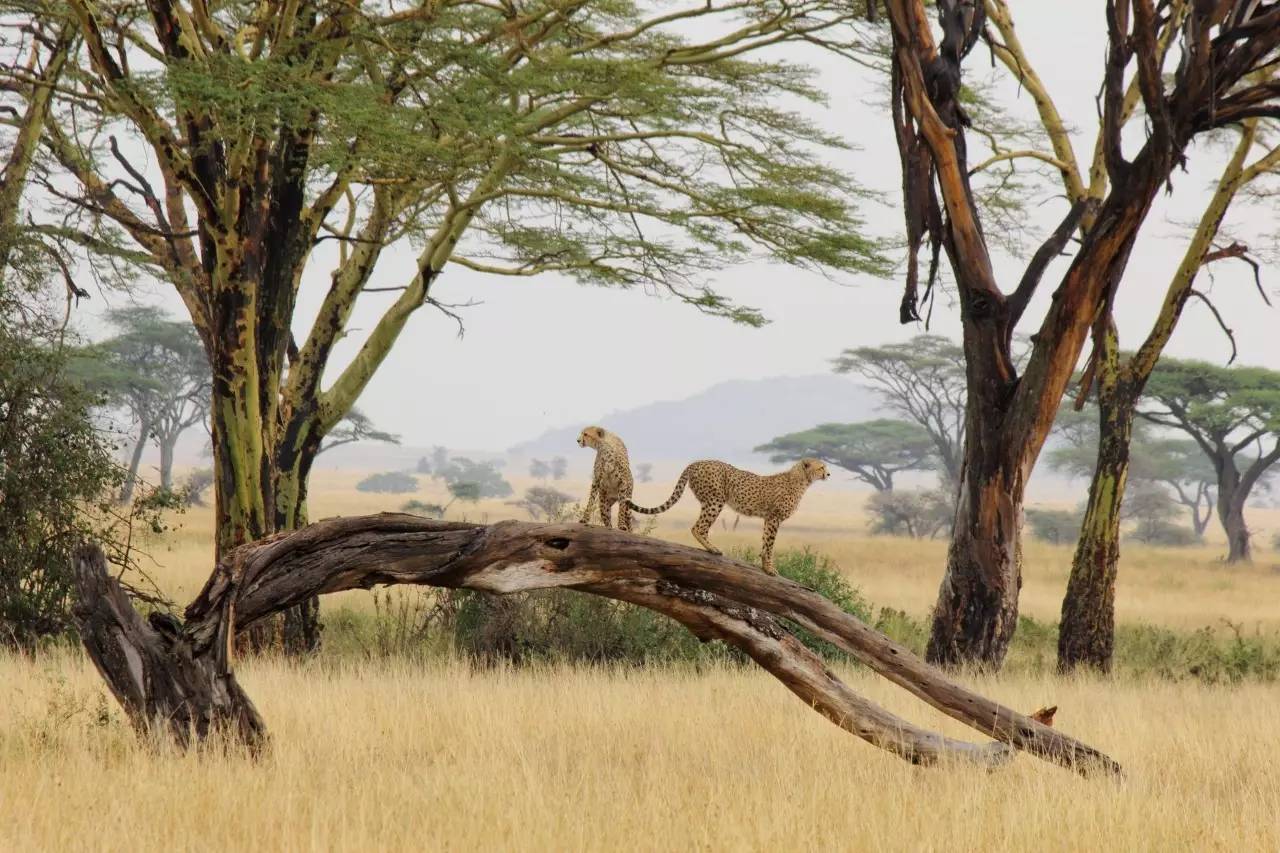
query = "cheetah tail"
xmin=626 ymin=466 xmax=691 ymax=515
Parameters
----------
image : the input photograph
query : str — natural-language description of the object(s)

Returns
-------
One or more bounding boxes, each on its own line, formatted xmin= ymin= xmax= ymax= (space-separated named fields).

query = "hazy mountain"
xmin=509 ymin=374 xmax=882 ymax=466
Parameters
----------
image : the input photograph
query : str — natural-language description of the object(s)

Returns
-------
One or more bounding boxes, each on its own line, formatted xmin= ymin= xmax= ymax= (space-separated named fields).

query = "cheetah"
xmin=576 ymin=425 xmax=634 ymax=531
xmin=626 ymin=458 xmax=829 ymax=574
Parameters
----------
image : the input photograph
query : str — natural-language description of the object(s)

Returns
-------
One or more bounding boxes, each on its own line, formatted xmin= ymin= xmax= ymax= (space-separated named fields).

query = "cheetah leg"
xmin=617 ymin=500 xmax=633 ymax=533
xmin=580 ymin=482 xmax=599 ymax=525
xmin=691 ymin=501 xmax=723 ymax=555
xmin=760 ymin=517 xmax=781 ymax=575
xmin=598 ymin=497 xmax=614 ymax=528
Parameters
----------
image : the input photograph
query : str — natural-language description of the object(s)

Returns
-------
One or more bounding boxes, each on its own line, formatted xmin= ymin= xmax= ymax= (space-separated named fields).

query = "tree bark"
xmin=209 ymin=341 xmax=322 ymax=655
xmin=1058 ymin=377 xmax=1135 ymax=673
xmin=71 ymin=517 xmax=1122 ymax=777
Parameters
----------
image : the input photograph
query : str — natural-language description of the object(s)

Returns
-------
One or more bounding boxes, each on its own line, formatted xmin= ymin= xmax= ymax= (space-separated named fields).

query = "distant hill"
xmin=509 ymin=374 xmax=882 ymax=466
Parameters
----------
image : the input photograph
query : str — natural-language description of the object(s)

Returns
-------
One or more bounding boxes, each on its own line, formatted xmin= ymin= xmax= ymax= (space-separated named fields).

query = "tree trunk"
xmin=118 ymin=416 xmax=150 ymax=504
xmin=1058 ymin=381 xmax=1134 ymax=673
xmin=927 ymin=467 xmax=1023 ymax=668
xmin=1220 ymin=491 xmax=1251 ymax=564
xmin=159 ymin=435 xmax=175 ymax=491
xmin=70 ymin=518 xmax=1122 ymax=777
xmin=209 ymin=342 xmax=322 ymax=655
xmin=1191 ymin=492 xmax=1212 ymax=539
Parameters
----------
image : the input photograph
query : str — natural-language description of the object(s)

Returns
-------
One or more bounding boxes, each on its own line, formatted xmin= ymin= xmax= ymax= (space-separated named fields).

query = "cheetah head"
xmin=799 ymin=458 xmax=830 ymax=483
xmin=577 ymin=425 xmax=606 ymax=448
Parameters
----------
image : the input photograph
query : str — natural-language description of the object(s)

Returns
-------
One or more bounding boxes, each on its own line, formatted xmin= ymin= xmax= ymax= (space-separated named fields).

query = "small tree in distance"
xmin=1138 ymin=359 xmax=1280 ymax=563
xmin=529 ymin=459 xmax=551 ymax=482
xmin=758 ymin=420 xmax=937 ymax=492
xmin=508 ymin=487 xmax=576 ymax=522
xmin=865 ymin=490 xmax=952 ymax=540
xmin=550 ymin=457 xmax=568 ymax=482
xmin=636 ymin=464 xmax=654 ymax=485
xmin=74 ymin=307 xmax=210 ymax=497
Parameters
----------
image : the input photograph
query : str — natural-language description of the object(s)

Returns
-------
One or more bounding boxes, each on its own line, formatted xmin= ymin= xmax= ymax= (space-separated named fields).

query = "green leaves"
xmin=1141 ymin=358 xmax=1280 ymax=441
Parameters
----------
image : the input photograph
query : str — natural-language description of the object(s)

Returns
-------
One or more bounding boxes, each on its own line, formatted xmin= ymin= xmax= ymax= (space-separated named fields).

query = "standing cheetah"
xmin=576 ymin=425 xmax=634 ymax=531
xmin=626 ymin=458 xmax=829 ymax=574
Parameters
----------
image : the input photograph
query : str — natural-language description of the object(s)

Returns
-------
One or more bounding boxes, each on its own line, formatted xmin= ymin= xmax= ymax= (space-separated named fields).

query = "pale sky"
xmin=81 ymin=7 xmax=1279 ymax=452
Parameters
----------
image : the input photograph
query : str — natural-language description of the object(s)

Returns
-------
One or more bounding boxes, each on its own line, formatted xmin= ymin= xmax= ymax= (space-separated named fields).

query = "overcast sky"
xmin=81 ymin=7 xmax=1280 ymax=452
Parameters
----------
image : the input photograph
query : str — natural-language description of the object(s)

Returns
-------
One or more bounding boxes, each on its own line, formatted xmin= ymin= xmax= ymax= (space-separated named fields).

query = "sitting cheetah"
xmin=576 ymin=425 xmax=634 ymax=531
xmin=626 ymin=459 xmax=829 ymax=574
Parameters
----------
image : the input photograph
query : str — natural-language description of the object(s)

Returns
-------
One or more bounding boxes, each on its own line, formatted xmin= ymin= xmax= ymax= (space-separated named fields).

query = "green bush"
xmin=0 ymin=326 xmax=123 ymax=648
xmin=730 ymin=546 xmax=872 ymax=661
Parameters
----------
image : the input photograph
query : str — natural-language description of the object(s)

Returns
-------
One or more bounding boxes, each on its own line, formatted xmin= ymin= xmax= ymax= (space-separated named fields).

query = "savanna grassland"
xmin=3 ymin=471 xmax=1280 ymax=852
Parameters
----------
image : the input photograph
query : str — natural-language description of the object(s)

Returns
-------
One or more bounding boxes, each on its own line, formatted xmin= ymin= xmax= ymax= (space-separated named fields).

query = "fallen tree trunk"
xmin=72 ymin=514 xmax=1121 ymax=775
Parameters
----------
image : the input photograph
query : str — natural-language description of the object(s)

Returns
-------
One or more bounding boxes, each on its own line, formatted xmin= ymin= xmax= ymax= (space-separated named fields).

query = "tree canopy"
xmin=757 ymin=419 xmax=936 ymax=491
xmin=11 ymin=0 xmax=893 ymax=578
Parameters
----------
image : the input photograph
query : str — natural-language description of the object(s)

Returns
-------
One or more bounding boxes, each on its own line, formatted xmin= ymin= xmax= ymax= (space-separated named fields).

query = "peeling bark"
xmin=72 ymin=516 xmax=1122 ymax=777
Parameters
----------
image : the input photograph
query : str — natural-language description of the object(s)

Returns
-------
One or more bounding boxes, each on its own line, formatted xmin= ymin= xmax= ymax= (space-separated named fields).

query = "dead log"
xmin=72 ymin=515 xmax=1122 ymax=775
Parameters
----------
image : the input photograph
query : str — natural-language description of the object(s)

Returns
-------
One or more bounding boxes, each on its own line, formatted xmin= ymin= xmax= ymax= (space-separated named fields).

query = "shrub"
xmin=730 ymin=546 xmax=872 ymax=660
xmin=507 ymin=486 xmax=576 ymax=520
xmin=866 ymin=489 xmax=952 ymax=539
xmin=184 ymin=468 xmax=214 ymax=506
xmin=402 ymin=499 xmax=446 ymax=518
xmin=1129 ymin=518 xmax=1199 ymax=547
xmin=1026 ymin=506 xmax=1082 ymax=545
xmin=356 ymin=471 xmax=419 ymax=494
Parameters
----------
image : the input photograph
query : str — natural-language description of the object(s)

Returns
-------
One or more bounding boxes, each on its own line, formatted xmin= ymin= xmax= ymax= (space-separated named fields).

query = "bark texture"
xmin=72 ymin=516 xmax=1122 ymax=777
xmin=1059 ymin=370 xmax=1134 ymax=673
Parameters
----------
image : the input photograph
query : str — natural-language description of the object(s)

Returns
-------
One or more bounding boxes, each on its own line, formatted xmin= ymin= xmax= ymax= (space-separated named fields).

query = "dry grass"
xmin=2 ymin=653 xmax=1277 ymax=851
xmin=5 ymin=470 xmax=1279 ymax=851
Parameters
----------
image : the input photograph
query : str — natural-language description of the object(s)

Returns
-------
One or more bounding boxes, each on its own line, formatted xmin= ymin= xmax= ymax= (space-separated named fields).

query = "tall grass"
xmin=7 ymin=470 xmax=1278 ymax=850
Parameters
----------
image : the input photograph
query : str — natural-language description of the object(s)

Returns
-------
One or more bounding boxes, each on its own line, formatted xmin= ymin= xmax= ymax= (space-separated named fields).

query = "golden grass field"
xmin=3 ymin=470 xmax=1280 ymax=852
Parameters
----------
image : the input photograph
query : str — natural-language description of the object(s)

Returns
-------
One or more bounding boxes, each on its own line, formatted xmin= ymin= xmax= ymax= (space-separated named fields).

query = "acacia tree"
xmin=833 ymin=336 xmax=965 ymax=489
xmin=75 ymin=307 xmax=210 ymax=497
xmin=25 ymin=1 xmax=888 ymax=645
xmin=1137 ymin=359 xmax=1280 ymax=563
xmin=876 ymin=0 xmax=1280 ymax=668
xmin=315 ymin=408 xmax=399 ymax=456
xmin=757 ymin=419 xmax=936 ymax=491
